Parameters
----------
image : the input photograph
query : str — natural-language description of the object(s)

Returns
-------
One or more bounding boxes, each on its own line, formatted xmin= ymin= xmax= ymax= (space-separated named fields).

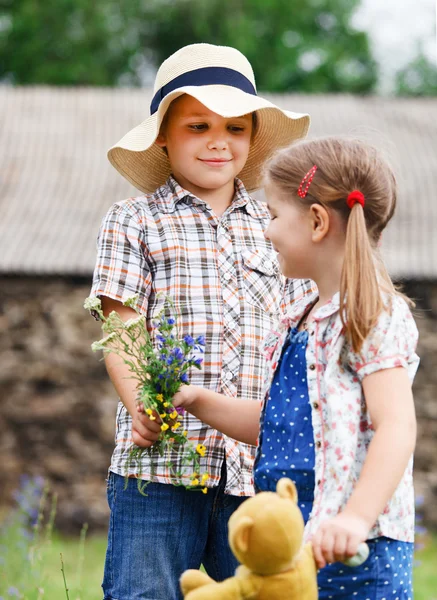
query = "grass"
xmin=1 ymin=476 xmax=436 ymax=598
xmin=38 ymin=533 xmax=106 ymax=599
xmin=414 ymin=533 xmax=437 ymax=599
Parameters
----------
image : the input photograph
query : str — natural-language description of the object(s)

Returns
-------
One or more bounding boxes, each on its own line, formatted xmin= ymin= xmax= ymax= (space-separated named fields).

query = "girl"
xmin=167 ymin=137 xmax=419 ymax=599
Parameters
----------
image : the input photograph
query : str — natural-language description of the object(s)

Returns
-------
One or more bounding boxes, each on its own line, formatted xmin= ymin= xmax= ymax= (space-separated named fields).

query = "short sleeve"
xmin=347 ymin=295 xmax=420 ymax=383
xmin=89 ymin=201 xmax=152 ymax=314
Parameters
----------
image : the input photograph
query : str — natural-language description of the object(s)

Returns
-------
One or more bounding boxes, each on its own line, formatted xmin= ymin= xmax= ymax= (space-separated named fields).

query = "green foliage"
xmin=1 ymin=0 xmax=377 ymax=92
xmin=139 ymin=0 xmax=378 ymax=93
xmin=0 ymin=0 xmax=144 ymax=85
xmin=395 ymin=53 xmax=437 ymax=97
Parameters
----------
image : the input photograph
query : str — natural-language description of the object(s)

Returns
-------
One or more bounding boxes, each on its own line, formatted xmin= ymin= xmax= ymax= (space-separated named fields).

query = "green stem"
xmin=60 ymin=553 xmax=70 ymax=600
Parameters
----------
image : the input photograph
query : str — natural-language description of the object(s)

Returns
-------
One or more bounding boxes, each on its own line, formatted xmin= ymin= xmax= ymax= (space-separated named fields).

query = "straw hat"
xmin=108 ymin=43 xmax=311 ymax=193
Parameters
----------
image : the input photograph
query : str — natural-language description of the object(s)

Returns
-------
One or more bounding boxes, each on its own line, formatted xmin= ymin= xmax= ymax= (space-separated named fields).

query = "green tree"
xmin=0 ymin=0 xmax=144 ymax=85
xmin=1 ymin=0 xmax=377 ymax=92
xmin=139 ymin=0 xmax=377 ymax=93
xmin=395 ymin=53 xmax=437 ymax=97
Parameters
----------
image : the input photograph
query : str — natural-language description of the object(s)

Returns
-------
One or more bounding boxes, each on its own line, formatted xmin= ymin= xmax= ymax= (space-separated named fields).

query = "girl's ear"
xmin=310 ymin=204 xmax=330 ymax=243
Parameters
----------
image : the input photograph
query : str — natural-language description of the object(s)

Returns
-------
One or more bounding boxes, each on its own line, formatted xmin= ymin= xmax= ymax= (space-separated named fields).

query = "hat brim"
xmin=108 ymin=85 xmax=310 ymax=193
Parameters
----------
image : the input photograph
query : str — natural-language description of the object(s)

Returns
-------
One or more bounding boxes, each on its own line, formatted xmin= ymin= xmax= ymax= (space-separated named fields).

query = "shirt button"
xmin=313 ymin=402 xmax=319 ymax=409
xmin=309 ymin=364 xmax=316 ymax=370
xmin=224 ymin=371 xmax=234 ymax=381
xmin=317 ymin=479 xmax=321 ymax=486
xmin=316 ymin=441 xmax=322 ymax=448
xmin=223 ymin=271 xmax=232 ymax=281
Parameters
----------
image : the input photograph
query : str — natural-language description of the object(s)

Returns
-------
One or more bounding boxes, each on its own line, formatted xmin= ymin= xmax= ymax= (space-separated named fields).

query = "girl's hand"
xmin=172 ymin=385 xmax=203 ymax=411
xmin=311 ymin=511 xmax=371 ymax=569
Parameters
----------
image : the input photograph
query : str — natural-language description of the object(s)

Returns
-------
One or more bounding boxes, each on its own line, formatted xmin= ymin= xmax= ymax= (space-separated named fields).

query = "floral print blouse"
xmin=261 ymin=286 xmax=420 ymax=543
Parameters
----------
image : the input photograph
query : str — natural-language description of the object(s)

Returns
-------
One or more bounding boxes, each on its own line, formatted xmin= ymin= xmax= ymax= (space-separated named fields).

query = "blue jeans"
xmin=102 ymin=464 xmax=247 ymax=600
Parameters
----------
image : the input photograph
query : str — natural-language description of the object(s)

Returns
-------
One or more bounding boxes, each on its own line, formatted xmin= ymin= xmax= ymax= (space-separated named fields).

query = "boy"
xmin=89 ymin=43 xmax=311 ymax=600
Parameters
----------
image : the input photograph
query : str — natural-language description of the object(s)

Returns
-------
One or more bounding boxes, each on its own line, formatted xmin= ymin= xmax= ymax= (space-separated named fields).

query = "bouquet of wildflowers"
xmin=84 ymin=295 xmax=209 ymax=494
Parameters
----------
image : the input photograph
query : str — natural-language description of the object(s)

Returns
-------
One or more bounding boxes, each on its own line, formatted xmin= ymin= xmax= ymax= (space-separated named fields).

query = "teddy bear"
xmin=180 ymin=478 xmax=318 ymax=600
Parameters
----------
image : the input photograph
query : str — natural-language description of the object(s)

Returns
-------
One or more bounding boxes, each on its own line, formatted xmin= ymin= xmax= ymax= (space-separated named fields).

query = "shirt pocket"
xmin=240 ymin=249 xmax=282 ymax=313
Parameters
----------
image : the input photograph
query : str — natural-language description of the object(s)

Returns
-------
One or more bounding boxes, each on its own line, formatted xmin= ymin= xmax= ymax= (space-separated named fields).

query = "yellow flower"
xmin=163 ymin=402 xmax=169 ymax=408
xmin=160 ymin=413 xmax=166 ymax=419
xmin=196 ymin=444 xmax=206 ymax=457
xmin=156 ymin=394 xmax=164 ymax=402
xmin=172 ymin=422 xmax=181 ymax=430
xmin=149 ymin=415 xmax=156 ymax=421
xmin=191 ymin=472 xmax=198 ymax=478
xmin=191 ymin=479 xmax=199 ymax=487
xmin=161 ymin=423 xmax=169 ymax=431
xmin=169 ymin=410 xmax=178 ymax=420
xmin=183 ymin=430 xmax=188 ymax=436
xmin=146 ymin=408 xmax=153 ymax=416
xmin=201 ymin=473 xmax=209 ymax=483
xmin=202 ymin=487 xmax=208 ymax=494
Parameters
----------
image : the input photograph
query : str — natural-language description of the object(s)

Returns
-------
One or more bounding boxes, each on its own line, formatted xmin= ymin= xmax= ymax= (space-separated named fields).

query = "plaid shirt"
xmin=90 ymin=176 xmax=313 ymax=496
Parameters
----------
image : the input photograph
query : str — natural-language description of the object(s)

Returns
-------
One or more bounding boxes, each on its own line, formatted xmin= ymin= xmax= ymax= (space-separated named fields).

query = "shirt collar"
xmin=287 ymin=288 xmax=341 ymax=326
xmin=157 ymin=175 xmax=266 ymax=220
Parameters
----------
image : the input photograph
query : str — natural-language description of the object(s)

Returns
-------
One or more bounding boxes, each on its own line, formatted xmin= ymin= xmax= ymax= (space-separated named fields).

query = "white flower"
xmin=124 ymin=315 xmax=145 ymax=331
xmin=91 ymin=332 xmax=118 ymax=351
xmin=84 ymin=296 xmax=102 ymax=312
xmin=123 ymin=295 xmax=139 ymax=309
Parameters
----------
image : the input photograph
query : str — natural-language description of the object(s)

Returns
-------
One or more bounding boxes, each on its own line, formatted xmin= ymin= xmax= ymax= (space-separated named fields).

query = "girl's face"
xmin=156 ymin=95 xmax=253 ymax=199
xmin=264 ymin=183 xmax=315 ymax=279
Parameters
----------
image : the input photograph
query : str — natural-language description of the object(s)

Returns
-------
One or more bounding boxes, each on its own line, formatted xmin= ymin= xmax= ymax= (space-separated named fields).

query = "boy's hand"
xmin=132 ymin=406 xmax=161 ymax=448
xmin=311 ymin=511 xmax=370 ymax=569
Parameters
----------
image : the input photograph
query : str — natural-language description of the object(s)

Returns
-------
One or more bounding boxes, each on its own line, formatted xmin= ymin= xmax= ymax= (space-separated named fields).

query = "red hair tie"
xmin=297 ymin=165 xmax=318 ymax=198
xmin=347 ymin=190 xmax=365 ymax=209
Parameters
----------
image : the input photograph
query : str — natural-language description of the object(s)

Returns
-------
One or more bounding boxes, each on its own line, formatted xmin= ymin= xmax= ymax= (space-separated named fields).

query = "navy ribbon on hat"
xmin=150 ymin=66 xmax=257 ymax=115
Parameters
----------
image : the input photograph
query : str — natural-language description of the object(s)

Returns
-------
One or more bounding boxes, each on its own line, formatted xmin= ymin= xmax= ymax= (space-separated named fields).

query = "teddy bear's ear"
xmin=276 ymin=478 xmax=298 ymax=503
xmin=231 ymin=516 xmax=254 ymax=554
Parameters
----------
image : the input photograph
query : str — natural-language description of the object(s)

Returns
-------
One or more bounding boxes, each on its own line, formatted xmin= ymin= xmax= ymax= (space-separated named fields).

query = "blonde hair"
xmin=265 ymin=136 xmax=412 ymax=353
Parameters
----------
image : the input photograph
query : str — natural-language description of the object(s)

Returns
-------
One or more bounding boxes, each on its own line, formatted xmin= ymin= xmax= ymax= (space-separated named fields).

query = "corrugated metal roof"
xmin=0 ymin=87 xmax=436 ymax=278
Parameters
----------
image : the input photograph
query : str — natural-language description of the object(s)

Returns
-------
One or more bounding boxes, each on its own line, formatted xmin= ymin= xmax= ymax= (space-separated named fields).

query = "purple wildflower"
xmin=194 ymin=358 xmax=203 ymax=366
xmin=196 ymin=335 xmax=206 ymax=346
xmin=180 ymin=373 xmax=189 ymax=383
xmin=172 ymin=347 xmax=184 ymax=361
xmin=183 ymin=335 xmax=195 ymax=346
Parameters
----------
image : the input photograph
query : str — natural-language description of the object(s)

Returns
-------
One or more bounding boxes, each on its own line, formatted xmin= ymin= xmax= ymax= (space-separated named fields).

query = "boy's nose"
xmin=207 ymin=138 xmax=228 ymax=151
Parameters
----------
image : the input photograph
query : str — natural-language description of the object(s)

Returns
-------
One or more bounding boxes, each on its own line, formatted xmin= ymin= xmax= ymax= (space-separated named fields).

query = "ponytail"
xmin=340 ymin=203 xmax=383 ymax=353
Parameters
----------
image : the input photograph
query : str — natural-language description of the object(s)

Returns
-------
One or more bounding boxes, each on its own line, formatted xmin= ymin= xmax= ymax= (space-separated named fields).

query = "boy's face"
xmin=156 ymin=95 xmax=253 ymax=199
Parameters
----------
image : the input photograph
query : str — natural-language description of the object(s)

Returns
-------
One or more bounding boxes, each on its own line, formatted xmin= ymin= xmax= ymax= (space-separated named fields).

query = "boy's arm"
xmin=172 ymin=386 xmax=261 ymax=446
xmin=101 ymin=297 xmax=161 ymax=447
xmin=311 ymin=366 xmax=416 ymax=568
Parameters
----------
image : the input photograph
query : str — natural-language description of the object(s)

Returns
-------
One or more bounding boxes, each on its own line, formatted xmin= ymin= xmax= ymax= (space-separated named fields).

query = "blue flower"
xmin=194 ymin=358 xmax=203 ymax=366
xmin=166 ymin=356 xmax=174 ymax=365
xmin=167 ymin=318 xmax=176 ymax=325
xmin=183 ymin=335 xmax=195 ymax=346
xmin=172 ymin=347 xmax=184 ymax=361
xmin=7 ymin=587 xmax=21 ymax=597
xmin=156 ymin=334 xmax=166 ymax=343
xmin=196 ymin=335 xmax=206 ymax=345
xmin=180 ymin=373 xmax=189 ymax=383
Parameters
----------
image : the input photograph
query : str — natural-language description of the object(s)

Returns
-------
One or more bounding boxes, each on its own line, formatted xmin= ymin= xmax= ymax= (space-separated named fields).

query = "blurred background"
xmin=0 ymin=0 xmax=436 ymax=596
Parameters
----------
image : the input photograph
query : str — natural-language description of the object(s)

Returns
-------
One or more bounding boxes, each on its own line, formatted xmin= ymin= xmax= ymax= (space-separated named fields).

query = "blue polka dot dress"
xmin=254 ymin=327 xmax=414 ymax=599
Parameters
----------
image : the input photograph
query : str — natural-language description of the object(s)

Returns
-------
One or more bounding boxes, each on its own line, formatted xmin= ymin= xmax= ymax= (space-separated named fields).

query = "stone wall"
xmin=0 ymin=276 xmax=436 ymax=533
